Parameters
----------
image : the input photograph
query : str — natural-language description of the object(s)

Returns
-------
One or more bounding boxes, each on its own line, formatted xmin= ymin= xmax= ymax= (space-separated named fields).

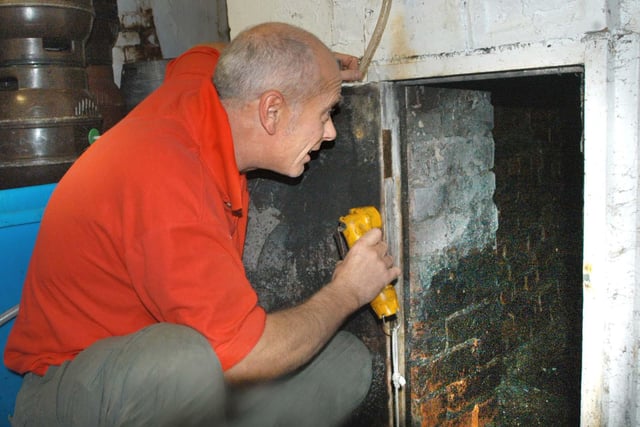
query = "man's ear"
xmin=259 ymin=90 xmax=285 ymax=135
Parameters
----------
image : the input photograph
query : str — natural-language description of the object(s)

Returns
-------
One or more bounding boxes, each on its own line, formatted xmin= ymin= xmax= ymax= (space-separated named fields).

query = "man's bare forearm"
xmin=224 ymin=281 xmax=355 ymax=384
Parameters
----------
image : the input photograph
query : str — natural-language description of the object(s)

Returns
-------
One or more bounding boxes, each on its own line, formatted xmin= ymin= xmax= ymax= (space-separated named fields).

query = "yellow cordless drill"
xmin=336 ymin=206 xmax=399 ymax=319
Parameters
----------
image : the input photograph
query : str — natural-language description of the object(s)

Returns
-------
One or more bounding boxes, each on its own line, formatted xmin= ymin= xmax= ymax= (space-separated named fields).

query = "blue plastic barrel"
xmin=0 ymin=183 xmax=55 ymax=426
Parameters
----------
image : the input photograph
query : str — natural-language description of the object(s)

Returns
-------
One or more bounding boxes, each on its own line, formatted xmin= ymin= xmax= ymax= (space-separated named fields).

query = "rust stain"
xmin=420 ymin=394 xmax=446 ymax=427
xmin=353 ymin=126 xmax=365 ymax=140
xmin=382 ymin=129 xmax=392 ymax=178
xmin=471 ymin=403 xmax=479 ymax=427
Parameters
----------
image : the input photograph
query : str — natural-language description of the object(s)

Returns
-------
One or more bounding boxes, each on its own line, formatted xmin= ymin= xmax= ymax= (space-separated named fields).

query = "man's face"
xmin=270 ymin=56 xmax=343 ymax=178
xmin=278 ymin=93 xmax=342 ymax=177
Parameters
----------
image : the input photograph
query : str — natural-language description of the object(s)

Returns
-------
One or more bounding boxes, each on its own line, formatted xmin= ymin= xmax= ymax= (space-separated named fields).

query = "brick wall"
xmin=401 ymin=85 xmax=500 ymax=426
xmin=491 ymin=75 xmax=583 ymax=426
xmin=401 ymin=75 xmax=583 ymax=426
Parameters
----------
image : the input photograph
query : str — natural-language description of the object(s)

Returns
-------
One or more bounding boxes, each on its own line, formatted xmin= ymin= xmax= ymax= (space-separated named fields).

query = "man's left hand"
xmin=334 ymin=53 xmax=363 ymax=82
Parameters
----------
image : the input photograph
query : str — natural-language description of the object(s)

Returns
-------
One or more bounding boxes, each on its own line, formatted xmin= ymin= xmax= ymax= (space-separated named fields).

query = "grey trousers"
xmin=9 ymin=324 xmax=372 ymax=427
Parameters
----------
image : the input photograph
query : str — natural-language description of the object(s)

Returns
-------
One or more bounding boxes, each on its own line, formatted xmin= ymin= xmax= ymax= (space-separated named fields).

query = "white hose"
xmin=0 ymin=304 xmax=19 ymax=327
xmin=359 ymin=0 xmax=393 ymax=77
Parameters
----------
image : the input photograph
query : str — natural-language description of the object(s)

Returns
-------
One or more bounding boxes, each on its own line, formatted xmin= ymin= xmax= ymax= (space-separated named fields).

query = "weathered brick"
xmin=446 ymin=301 xmax=502 ymax=352
xmin=445 ymin=360 xmax=502 ymax=412
xmin=419 ymin=392 xmax=448 ymax=427
xmin=413 ymin=340 xmax=486 ymax=395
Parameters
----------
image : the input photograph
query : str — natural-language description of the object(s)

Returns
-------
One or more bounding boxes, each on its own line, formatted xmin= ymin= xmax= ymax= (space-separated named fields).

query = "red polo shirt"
xmin=5 ymin=46 xmax=266 ymax=375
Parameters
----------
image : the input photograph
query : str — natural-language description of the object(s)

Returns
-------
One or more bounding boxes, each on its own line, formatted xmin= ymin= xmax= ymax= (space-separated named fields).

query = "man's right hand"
xmin=329 ymin=228 xmax=400 ymax=311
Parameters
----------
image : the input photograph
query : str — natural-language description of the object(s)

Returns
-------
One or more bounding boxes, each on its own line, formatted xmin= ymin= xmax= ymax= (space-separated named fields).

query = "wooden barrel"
xmin=120 ymin=59 xmax=171 ymax=112
xmin=85 ymin=0 xmax=119 ymax=65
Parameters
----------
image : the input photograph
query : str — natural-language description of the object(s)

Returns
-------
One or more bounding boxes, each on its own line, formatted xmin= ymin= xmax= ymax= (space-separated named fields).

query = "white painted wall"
xmin=581 ymin=31 xmax=640 ymax=427
xmin=226 ymin=0 xmax=636 ymax=80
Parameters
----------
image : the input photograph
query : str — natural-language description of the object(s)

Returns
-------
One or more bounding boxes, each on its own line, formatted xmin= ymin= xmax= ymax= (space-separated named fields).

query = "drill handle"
xmin=337 ymin=207 xmax=399 ymax=319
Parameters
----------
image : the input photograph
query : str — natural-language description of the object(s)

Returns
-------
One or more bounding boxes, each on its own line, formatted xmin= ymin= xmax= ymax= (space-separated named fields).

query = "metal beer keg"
xmin=0 ymin=0 xmax=100 ymax=188
xmin=0 ymin=0 xmax=95 ymax=66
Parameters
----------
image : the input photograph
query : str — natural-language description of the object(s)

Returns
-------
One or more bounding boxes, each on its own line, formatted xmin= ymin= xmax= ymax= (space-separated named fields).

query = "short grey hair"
xmin=213 ymin=22 xmax=325 ymax=105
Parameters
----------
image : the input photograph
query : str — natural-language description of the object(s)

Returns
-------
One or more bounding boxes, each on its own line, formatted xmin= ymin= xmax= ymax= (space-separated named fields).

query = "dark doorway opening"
xmin=403 ymin=71 xmax=584 ymax=426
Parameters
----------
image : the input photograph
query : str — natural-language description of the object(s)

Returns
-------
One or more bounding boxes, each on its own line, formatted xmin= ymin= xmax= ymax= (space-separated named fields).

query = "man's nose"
xmin=323 ymin=118 xmax=337 ymax=141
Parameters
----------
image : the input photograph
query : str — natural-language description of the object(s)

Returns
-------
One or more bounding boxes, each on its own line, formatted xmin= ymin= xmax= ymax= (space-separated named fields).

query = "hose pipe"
xmin=359 ymin=0 xmax=392 ymax=77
